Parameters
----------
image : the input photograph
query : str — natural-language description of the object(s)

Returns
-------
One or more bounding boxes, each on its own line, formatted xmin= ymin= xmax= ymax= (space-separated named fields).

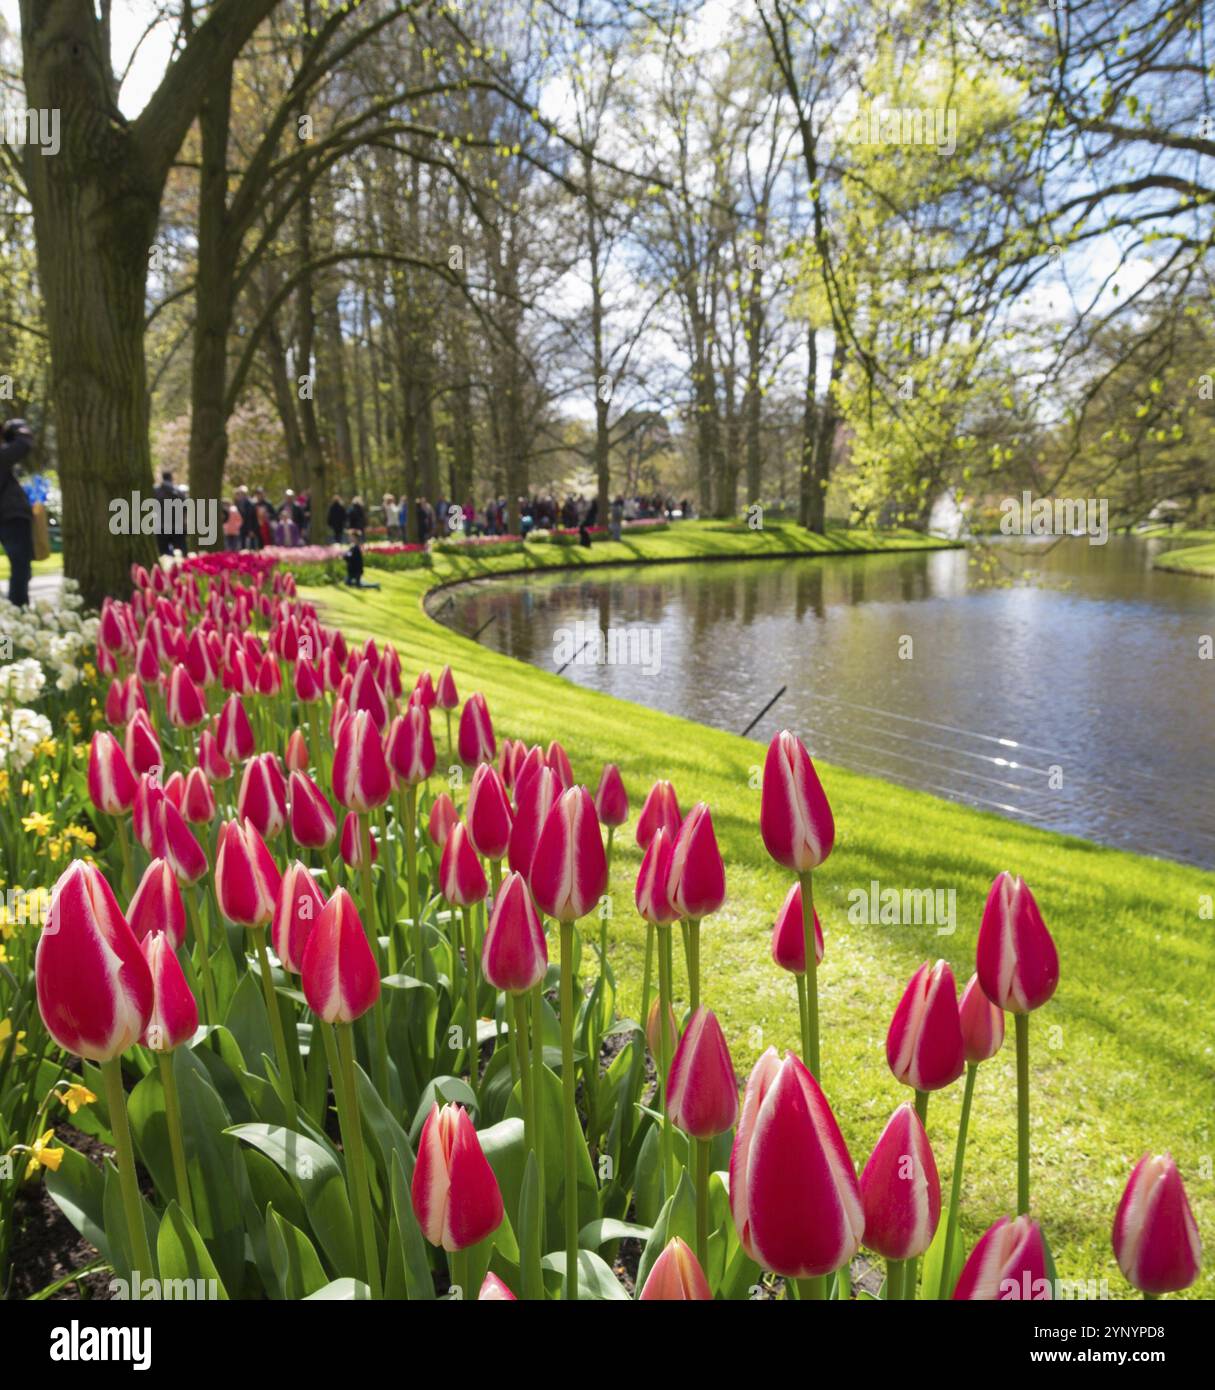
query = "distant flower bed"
xmin=432 ymin=534 xmax=527 ymax=555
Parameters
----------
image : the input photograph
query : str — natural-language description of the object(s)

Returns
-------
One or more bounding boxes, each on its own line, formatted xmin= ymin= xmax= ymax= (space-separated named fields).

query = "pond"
xmin=434 ymin=536 xmax=1215 ymax=869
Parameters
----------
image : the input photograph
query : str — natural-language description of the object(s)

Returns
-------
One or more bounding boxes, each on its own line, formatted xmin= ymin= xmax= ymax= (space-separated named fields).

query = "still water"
xmin=435 ymin=537 xmax=1215 ymax=868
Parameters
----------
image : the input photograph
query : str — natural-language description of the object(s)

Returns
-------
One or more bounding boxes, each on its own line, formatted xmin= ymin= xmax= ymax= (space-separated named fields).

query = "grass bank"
xmin=307 ymin=523 xmax=1209 ymax=1297
xmin=1153 ymin=539 xmax=1215 ymax=578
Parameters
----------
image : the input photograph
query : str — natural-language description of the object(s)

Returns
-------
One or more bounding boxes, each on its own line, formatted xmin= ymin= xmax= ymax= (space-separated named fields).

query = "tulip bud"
xmin=639 ymin=1237 xmax=713 ymax=1301
xmin=729 ymin=1048 xmax=864 ymax=1277
xmin=126 ymin=858 xmax=186 ymax=950
xmin=512 ymin=745 xmax=546 ymax=802
xmin=771 ymin=879 xmax=823 ymax=973
xmin=531 ymin=786 xmax=607 ymax=922
xmin=457 ymin=692 xmax=495 ymax=765
xmin=216 ymin=693 xmax=255 ymax=764
xmin=666 ymin=1007 xmax=739 ymax=1139
xmin=273 ymin=861 xmax=327 ymax=976
xmin=197 ymin=729 xmax=232 ymax=782
xmin=886 ymin=960 xmax=965 ymax=1093
xmin=478 ymin=1272 xmax=517 ymax=1301
xmin=293 ymin=657 xmax=322 ymax=704
xmin=284 ymin=729 xmax=310 ymax=773
xmin=436 ymin=665 xmax=459 ymax=709
xmin=859 ymin=1102 xmax=941 ymax=1261
xmin=215 ymin=818 xmax=282 ymax=927
xmin=1112 ymin=1154 xmax=1201 ymax=1295
xmin=635 ymin=826 xmax=678 ymax=925
xmin=340 ymin=811 xmax=379 ymax=868
xmin=288 ymin=769 xmax=337 ymax=850
xmin=411 ymin=1102 xmax=504 ymax=1252
xmin=976 ymin=872 xmax=1059 ymax=1014
xmin=125 ymin=708 xmax=163 ymax=776
xmin=238 ymin=752 xmax=288 ymax=840
xmin=482 ymin=871 xmax=547 ymax=993
xmin=413 ymin=670 xmax=436 ymax=709
xmin=646 ymin=996 xmax=680 ymax=1060
xmin=760 ymin=729 xmax=834 ymax=872
xmin=636 ymin=779 xmax=680 ymax=849
xmin=546 ymin=740 xmax=573 ymax=790
xmin=87 ymin=731 xmax=137 ymax=815
xmin=959 ymin=972 xmax=1004 ymax=1064
xmin=667 ymin=802 xmax=725 ymax=920
xmin=952 ymin=1215 xmax=1050 ymax=1300
xmin=300 ymin=887 xmax=381 ymax=1024
xmin=166 ymin=664 xmax=207 ymax=729
xmin=507 ymin=764 xmax=558 ymax=879
xmin=594 ymin=763 xmax=629 ymax=828
xmin=133 ymin=772 xmax=164 ymax=854
xmin=467 ymin=763 xmax=513 ymax=861
xmin=332 ymin=708 xmax=392 ymax=811
xmin=440 ymin=822 xmax=487 ymax=907
xmin=255 ymin=651 xmax=282 ymax=697
xmin=385 ymin=705 xmax=435 ymax=785
xmin=36 ymin=862 xmax=153 ymax=1062
xmin=157 ymin=798 xmax=209 ymax=885
xmin=140 ymin=930 xmax=199 ymax=1052
xmin=428 ymin=791 xmax=458 ymax=849
xmin=178 ymin=766 xmax=215 ymax=824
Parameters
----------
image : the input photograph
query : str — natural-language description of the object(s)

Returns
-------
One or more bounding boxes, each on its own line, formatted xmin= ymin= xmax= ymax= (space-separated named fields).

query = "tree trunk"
xmin=799 ymin=323 xmax=819 ymax=529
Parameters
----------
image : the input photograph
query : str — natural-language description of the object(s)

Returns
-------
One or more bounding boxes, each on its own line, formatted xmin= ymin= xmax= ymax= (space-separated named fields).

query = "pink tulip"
xmin=729 ymin=1048 xmax=864 ymax=1278
xmin=481 ymin=870 xmax=547 ymax=993
xmin=300 ymin=887 xmax=381 ymax=1024
xmin=87 ymin=731 xmax=137 ymax=815
xmin=594 ymin=763 xmax=629 ymax=828
xmin=512 ymin=745 xmax=545 ymax=802
xmin=36 ymin=862 xmax=153 ymax=1062
xmin=126 ymin=858 xmax=186 ymax=950
xmin=272 ymin=861 xmax=326 ymax=975
xmin=646 ymin=996 xmax=680 ymax=1060
xmin=156 ymin=798 xmax=209 ymax=885
xmin=545 ymin=740 xmax=573 ymax=790
xmin=860 ymin=1102 xmax=941 ymax=1261
xmin=350 ymin=660 xmax=390 ymax=729
xmin=413 ymin=670 xmax=436 ymax=709
xmin=440 ymin=822 xmax=487 ymax=907
xmin=411 ymin=1102 xmax=504 ymax=1252
xmin=770 ymin=880 xmax=824 ymax=973
xmin=667 ymin=802 xmax=725 ymax=920
xmin=284 ymin=729 xmax=310 ymax=773
xmin=216 ymin=693 xmax=255 ymax=764
xmin=666 ymin=1007 xmax=738 ymax=1140
xmin=197 ymin=729 xmax=232 ymax=782
xmin=1112 ymin=1154 xmax=1202 ymax=1295
xmin=886 ymin=960 xmax=965 ymax=1093
xmin=255 ymin=652 xmax=282 ymax=697
xmin=215 ymin=818 xmax=282 ymax=928
xmin=238 ymin=753 xmax=288 ymax=840
xmin=457 ymin=692 xmax=496 ymax=765
xmin=166 ymin=664 xmax=207 ymax=729
xmin=531 ymin=786 xmax=607 ymax=922
xmin=132 ymin=773 xmax=164 ymax=854
xmin=959 ymin=972 xmax=1004 ymax=1064
xmin=180 ymin=766 xmax=216 ymax=824
xmin=386 ymin=705 xmax=436 ymax=785
xmin=976 ymin=872 xmax=1059 ymax=1014
xmin=124 ymin=708 xmax=162 ymax=776
xmin=639 ymin=1237 xmax=713 ymax=1301
xmin=339 ymin=812 xmax=379 ymax=868
xmin=436 ymin=665 xmax=459 ymax=710
xmin=760 ymin=729 xmax=834 ymax=872
xmin=467 ymin=763 xmax=513 ymax=861
xmin=140 ymin=930 xmax=199 ymax=1051
xmin=332 ymin=708 xmax=392 ymax=811
xmin=288 ymin=770 xmax=338 ymax=850
xmin=293 ymin=657 xmax=322 ymax=704
xmin=635 ymin=826 xmax=678 ymax=925
xmin=478 ymin=1272 xmax=517 ymax=1301
xmin=952 ymin=1215 xmax=1051 ymax=1300
xmin=507 ymin=764 xmax=559 ymax=879
xmin=428 ymin=791 xmax=458 ymax=849
xmin=635 ymin=779 xmax=680 ymax=849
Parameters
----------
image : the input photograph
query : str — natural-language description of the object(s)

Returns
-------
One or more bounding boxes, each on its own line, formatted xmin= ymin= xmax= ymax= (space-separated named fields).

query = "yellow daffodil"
xmin=21 ymin=812 xmax=53 ymax=837
xmin=24 ymin=1130 xmax=64 ymax=1180
xmin=0 ymin=1018 xmax=28 ymax=1057
xmin=59 ymin=1083 xmax=97 ymax=1115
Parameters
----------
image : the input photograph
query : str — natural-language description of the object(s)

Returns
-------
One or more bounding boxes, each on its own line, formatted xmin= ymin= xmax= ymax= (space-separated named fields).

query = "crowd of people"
xmin=218 ymin=485 xmax=312 ymax=551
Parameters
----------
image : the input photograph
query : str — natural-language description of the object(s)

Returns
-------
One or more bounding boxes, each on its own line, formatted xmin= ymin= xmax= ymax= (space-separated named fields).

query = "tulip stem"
xmin=939 ymin=1062 xmax=977 ymax=1299
xmin=336 ymin=1021 xmax=383 ymax=1299
xmin=798 ymin=871 xmax=820 ymax=1080
xmin=903 ymin=1090 xmax=931 ymax=1299
xmin=186 ymin=891 xmax=219 ymax=1027
xmin=513 ymin=991 xmax=534 ymax=1155
xmin=686 ymin=917 xmax=701 ymax=1012
xmin=157 ymin=1052 xmax=194 ymax=1224
xmin=401 ymin=785 xmax=423 ymax=972
xmin=640 ymin=921 xmax=655 ymax=1037
xmin=358 ymin=820 xmax=391 ymax=1099
xmin=462 ymin=905 xmax=481 ymax=1097
xmin=531 ymin=976 xmax=546 ymax=1213
xmin=886 ymin=1259 xmax=905 ymax=1301
xmin=362 ymin=816 xmax=397 ymax=977
xmin=99 ymin=1058 xmax=154 ymax=1279
xmin=559 ymin=920 xmax=580 ymax=1301
xmin=114 ymin=816 xmax=135 ymax=898
xmin=695 ymin=1137 xmax=710 ymax=1274
xmin=656 ymin=925 xmax=675 ymax=1201
xmin=444 ymin=709 xmax=453 ymax=767
xmin=1016 ymin=1012 xmax=1030 ymax=1215
xmin=795 ymin=974 xmax=810 ymax=1068
xmin=796 ymin=1276 xmax=827 ymax=1300
xmin=252 ymin=926 xmax=298 ymax=1128
xmin=380 ymin=806 xmax=401 ymax=973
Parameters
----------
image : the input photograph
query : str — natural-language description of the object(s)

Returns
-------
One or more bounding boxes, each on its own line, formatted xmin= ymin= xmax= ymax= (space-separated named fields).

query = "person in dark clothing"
xmin=347 ymin=496 xmax=366 ymax=535
xmin=327 ymin=495 xmax=347 ymax=543
xmin=153 ymin=470 xmax=183 ymax=555
xmin=585 ymin=496 xmax=599 ymax=528
xmin=344 ymin=541 xmax=380 ymax=588
xmin=0 ymin=420 xmax=36 ymax=608
xmin=236 ymin=487 xmax=258 ymax=548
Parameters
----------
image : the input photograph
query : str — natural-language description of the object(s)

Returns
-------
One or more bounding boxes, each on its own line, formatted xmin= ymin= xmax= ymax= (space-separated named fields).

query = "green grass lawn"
xmin=304 ymin=524 xmax=1213 ymax=1299
xmin=1153 ymin=539 xmax=1215 ymax=578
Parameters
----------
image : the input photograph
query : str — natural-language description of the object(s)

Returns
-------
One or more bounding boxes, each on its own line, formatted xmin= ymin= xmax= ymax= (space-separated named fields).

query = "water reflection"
xmin=438 ymin=538 xmax=1215 ymax=867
